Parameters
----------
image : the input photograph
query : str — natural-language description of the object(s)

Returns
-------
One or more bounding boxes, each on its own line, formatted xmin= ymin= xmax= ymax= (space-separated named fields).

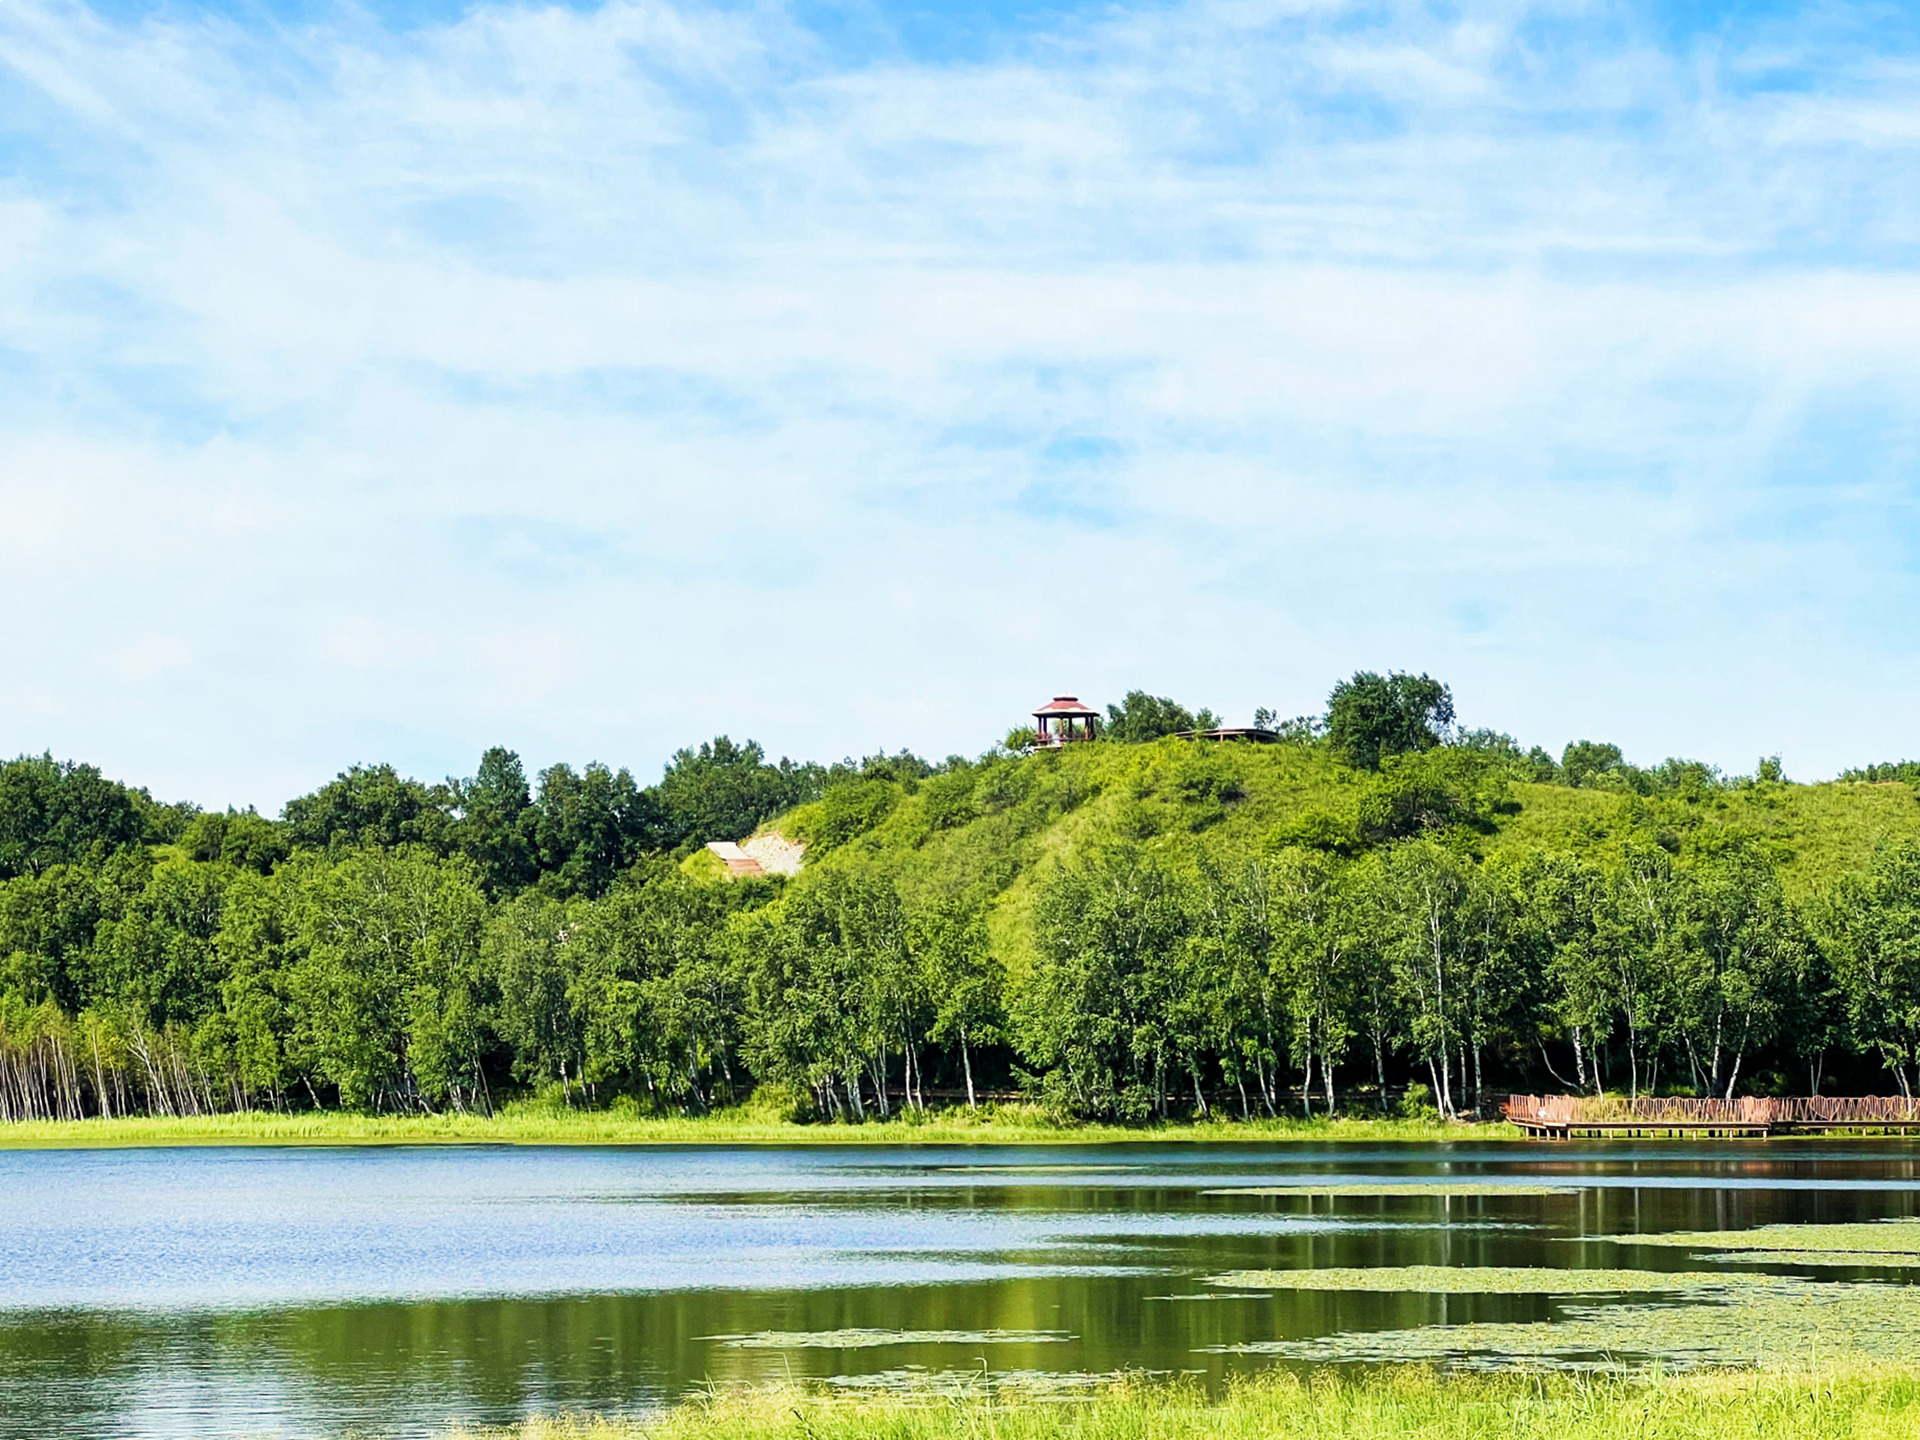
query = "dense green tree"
xmin=1840 ymin=760 xmax=1920 ymax=784
xmin=1456 ymin=858 xmax=1529 ymax=1115
xmin=1668 ymin=851 xmax=1803 ymax=1099
xmin=735 ymin=873 xmax=900 ymax=1119
xmin=1325 ymin=672 xmax=1454 ymax=770
xmin=0 ymin=862 xmax=111 ymax=1012
xmin=657 ymin=737 xmax=820 ymax=848
xmin=216 ymin=870 xmax=298 ymax=1109
xmin=21 ymin=723 xmax=1920 ymax=1128
xmin=529 ymin=761 xmax=658 ymax=898
xmin=1517 ymin=852 xmax=1609 ymax=1094
xmin=1370 ymin=840 xmax=1469 ymax=1116
xmin=283 ymin=765 xmax=454 ymax=853
xmin=94 ymin=858 xmax=230 ymax=1028
xmin=913 ymin=898 xmax=1003 ymax=1109
xmin=1596 ymin=843 xmax=1685 ymax=1098
xmin=179 ymin=809 xmax=291 ymax=874
xmin=1019 ymin=846 xmax=1194 ymax=1120
xmin=286 ymin=846 xmax=489 ymax=1111
xmin=1561 ymin=740 xmax=1626 ymax=789
xmin=570 ymin=865 xmax=751 ymax=1109
xmin=1191 ymin=857 xmax=1283 ymax=1117
xmin=1103 ymin=691 xmax=1218 ymax=743
xmin=1820 ymin=841 xmax=1920 ymax=1097
xmin=453 ymin=748 xmax=539 ymax=897
xmin=1355 ymin=749 xmax=1511 ymax=843
xmin=0 ymin=755 xmax=150 ymax=879
xmin=1267 ymin=848 xmax=1355 ymax=1115
xmin=1455 ymin=729 xmax=1560 ymax=783
xmin=483 ymin=890 xmax=582 ymax=1097
xmin=919 ymin=768 xmax=979 ymax=832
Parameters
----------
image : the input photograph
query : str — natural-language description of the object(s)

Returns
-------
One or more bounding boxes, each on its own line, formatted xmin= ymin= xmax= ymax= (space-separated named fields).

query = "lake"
xmin=5 ymin=1139 xmax=1920 ymax=1438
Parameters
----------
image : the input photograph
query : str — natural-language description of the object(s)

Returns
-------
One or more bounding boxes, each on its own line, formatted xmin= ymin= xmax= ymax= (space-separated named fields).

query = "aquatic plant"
xmin=1615 ymin=1220 xmax=1920 ymax=1255
xmin=1205 ymin=1266 xmax=1776 ymax=1294
xmin=1702 ymin=1250 xmax=1920 ymax=1268
xmin=706 ymin=1330 xmax=1073 ymax=1349
xmin=1202 ymin=1277 xmax=1920 ymax=1371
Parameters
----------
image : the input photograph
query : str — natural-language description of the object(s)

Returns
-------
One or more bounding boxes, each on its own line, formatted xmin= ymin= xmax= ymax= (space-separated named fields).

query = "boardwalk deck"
xmin=1503 ymin=1094 xmax=1920 ymax=1139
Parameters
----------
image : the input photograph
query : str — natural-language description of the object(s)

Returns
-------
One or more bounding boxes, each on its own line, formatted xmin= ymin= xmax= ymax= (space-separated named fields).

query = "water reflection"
xmin=1 ymin=1140 xmax=1919 ymax=1438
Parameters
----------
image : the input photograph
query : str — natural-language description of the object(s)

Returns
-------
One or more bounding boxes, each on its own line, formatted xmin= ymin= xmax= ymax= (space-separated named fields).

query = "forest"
xmin=6 ymin=674 xmax=1920 ymax=1124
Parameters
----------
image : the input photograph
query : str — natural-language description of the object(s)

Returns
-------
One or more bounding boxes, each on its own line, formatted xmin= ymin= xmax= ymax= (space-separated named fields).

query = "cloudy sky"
xmin=3 ymin=0 xmax=1918 ymax=809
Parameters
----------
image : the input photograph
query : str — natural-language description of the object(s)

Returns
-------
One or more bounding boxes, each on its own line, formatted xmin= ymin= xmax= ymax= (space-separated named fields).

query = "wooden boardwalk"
xmin=1503 ymin=1093 xmax=1920 ymax=1139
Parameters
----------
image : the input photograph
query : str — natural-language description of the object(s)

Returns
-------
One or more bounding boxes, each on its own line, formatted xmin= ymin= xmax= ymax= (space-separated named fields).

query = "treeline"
xmin=7 ymin=818 xmax=1918 ymax=1124
xmin=1109 ymin=674 xmax=1788 ymax=798
xmin=2 ymin=739 xmax=858 ymax=897
xmin=1024 ymin=836 xmax=1881 ymax=1122
xmin=7 ymin=671 xmax=1920 ymax=1124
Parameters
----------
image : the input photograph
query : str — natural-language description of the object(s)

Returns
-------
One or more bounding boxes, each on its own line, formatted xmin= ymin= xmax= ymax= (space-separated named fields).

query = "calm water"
xmin=4 ymin=1140 xmax=1920 ymax=1438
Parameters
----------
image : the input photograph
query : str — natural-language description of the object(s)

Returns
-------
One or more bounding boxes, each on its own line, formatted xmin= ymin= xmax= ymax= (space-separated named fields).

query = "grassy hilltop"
xmin=756 ymin=736 xmax=1920 ymax=978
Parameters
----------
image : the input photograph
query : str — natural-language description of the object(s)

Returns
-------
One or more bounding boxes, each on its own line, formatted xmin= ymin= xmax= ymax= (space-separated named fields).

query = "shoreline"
xmin=0 ymin=1107 xmax=1504 ymax=1150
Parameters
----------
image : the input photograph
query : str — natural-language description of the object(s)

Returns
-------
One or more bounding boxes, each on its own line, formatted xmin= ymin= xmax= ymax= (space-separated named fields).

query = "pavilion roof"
xmin=1033 ymin=695 xmax=1100 ymax=717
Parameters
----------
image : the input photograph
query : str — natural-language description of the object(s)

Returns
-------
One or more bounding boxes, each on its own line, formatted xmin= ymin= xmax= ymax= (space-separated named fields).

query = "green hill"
xmin=767 ymin=738 xmax=1920 ymax=974
xmin=12 ymin=685 xmax=1920 ymax=1128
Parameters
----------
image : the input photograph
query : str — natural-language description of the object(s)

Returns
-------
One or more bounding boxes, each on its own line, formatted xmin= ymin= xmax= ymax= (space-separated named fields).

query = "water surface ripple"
xmin=3 ymin=1139 xmax=1918 ymax=1438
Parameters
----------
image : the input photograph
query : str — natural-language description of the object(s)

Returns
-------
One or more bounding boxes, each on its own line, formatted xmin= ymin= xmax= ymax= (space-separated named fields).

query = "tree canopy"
xmin=1325 ymin=672 xmax=1455 ymax=770
xmin=1105 ymin=691 xmax=1219 ymax=742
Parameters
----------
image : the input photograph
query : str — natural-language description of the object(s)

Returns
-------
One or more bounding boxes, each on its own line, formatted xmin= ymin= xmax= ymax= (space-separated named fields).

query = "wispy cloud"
xmin=2 ymin=0 xmax=1919 ymax=805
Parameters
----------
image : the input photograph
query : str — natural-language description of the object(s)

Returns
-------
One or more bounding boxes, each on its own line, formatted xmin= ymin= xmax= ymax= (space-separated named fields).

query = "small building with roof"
xmin=1031 ymin=695 xmax=1100 ymax=747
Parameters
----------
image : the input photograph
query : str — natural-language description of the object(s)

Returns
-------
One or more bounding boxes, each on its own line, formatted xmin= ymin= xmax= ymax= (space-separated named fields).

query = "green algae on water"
xmin=1201 ymin=1276 xmax=1920 ymax=1372
xmin=822 ymin=1368 xmax=1150 ymax=1395
xmin=707 ymin=1329 xmax=1074 ymax=1349
xmin=1703 ymin=1249 xmax=1920 ymax=1268
xmin=1206 ymin=1266 xmax=1775 ymax=1294
xmin=1616 ymin=1220 xmax=1920 ymax=1255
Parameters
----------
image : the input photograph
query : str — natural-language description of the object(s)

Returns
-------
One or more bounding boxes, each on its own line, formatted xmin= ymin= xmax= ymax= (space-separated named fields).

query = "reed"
xmin=456 ymin=1363 xmax=1920 ymax=1440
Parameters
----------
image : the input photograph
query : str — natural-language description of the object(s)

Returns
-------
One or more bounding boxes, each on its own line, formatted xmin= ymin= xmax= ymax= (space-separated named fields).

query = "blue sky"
xmin=3 ymin=0 xmax=1920 ymax=808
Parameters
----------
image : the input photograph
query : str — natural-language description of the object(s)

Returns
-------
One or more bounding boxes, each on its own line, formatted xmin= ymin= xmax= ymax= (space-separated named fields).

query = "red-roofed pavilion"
xmin=1032 ymin=696 xmax=1100 ymax=746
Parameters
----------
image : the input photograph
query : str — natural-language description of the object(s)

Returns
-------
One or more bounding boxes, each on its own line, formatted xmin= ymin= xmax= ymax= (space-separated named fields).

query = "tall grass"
xmin=458 ymin=1364 xmax=1920 ymax=1440
xmin=0 ymin=1103 xmax=1486 ymax=1149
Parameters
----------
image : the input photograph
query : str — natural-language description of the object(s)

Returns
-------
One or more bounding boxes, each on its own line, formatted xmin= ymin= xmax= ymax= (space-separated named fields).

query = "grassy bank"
xmin=0 ymin=1104 xmax=1489 ymax=1149
xmin=460 ymin=1365 xmax=1920 ymax=1440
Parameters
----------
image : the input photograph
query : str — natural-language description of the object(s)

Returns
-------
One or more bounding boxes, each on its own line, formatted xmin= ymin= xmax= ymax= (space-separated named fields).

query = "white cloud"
xmin=2 ymin=0 xmax=1919 ymax=806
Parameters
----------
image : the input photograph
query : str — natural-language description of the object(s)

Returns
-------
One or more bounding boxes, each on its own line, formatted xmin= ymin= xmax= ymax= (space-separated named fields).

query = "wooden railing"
xmin=1503 ymin=1093 xmax=1920 ymax=1134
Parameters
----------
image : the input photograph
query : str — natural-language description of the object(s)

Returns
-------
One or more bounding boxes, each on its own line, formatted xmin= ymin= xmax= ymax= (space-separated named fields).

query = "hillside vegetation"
xmin=8 ymin=673 xmax=1920 ymax=1129
xmin=779 ymin=739 xmax=1920 ymax=977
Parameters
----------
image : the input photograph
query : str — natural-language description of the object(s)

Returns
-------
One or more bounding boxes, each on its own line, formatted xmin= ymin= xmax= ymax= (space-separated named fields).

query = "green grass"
xmin=453 ymin=1364 xmax=1920 ymax=1440
xmin=1484 ymin=779 xmax=1920 ymax=896
xmin=0 ymin=1105 xmax=1490 ymax=1149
